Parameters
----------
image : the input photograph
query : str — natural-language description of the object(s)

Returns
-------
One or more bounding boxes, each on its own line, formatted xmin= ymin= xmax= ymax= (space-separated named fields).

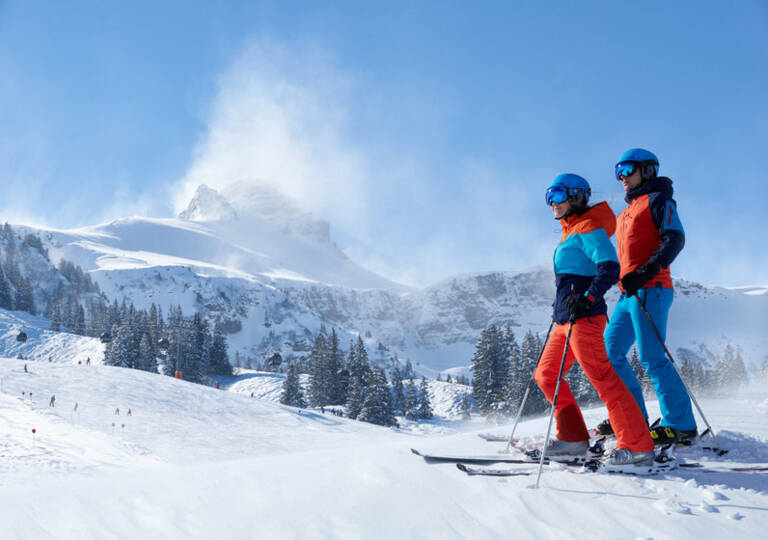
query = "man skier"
xmin=600 ymin=148 xmax=697 ymax=446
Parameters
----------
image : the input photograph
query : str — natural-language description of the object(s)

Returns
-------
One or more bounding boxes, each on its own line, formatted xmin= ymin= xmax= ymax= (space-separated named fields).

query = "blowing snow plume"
xmin=173 ymin=41 xmax=369 ymax=233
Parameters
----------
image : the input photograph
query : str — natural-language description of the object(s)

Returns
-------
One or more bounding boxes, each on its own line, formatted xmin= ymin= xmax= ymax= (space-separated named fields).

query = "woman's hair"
xmin=569 ymin=194 xmax=590 ymax=215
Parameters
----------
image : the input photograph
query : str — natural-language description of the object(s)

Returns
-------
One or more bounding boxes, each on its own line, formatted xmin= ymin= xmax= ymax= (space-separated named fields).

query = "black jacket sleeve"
xmin=648 ymin=193 xmax=685 ymax=268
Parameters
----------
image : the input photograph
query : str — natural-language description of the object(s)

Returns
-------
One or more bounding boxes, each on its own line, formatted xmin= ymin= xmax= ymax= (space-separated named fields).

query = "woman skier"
xmin=536 ymin=173 xmax=655 ymax=467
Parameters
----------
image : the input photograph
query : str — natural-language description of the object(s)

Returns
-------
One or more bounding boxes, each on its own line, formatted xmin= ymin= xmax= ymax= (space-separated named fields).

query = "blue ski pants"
xmin=604 ymin=287 xmax=697 ymax=431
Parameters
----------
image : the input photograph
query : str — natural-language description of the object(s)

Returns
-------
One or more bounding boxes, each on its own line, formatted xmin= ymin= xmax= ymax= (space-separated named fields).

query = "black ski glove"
xmin=565 ymin=291 xmax=593 ymax=319
xmin=621 ymin=262 xmax=660 ymax=297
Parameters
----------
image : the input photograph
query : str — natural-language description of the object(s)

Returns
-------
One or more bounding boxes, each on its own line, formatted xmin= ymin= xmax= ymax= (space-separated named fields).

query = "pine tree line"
xmin=0 ymin=222 xmax=106 ymax=327
xmin=472 ymin=321 xmax=761 ymax=421
xmin=102 ymin=302 xmax=232 ymax=384
xmin=470 ymin=324 xmax=552 ymax=420
xmin=280 ymin=330 xmax=432 ymax=427
xmin=678 ymin=343 xmax=750 ymax=394
xmin=470 ymin=324 xmax=603 ymax=420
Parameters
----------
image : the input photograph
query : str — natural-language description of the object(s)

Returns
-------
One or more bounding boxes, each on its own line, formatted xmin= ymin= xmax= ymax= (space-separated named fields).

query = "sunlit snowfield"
xmin=1 ymin=337 xmax=766 ymax=539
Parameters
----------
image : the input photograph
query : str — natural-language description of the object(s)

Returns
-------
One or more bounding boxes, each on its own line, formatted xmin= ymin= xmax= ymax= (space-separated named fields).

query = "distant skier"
xmin=538 ymin=173 xmax=654 ymax=467
xmin=74 ymin=402 xmax=78 ymax=412
xmin=49 ymin=395 xmax=55 ymax=407
xmin=601 ymin=149 xmax=696 ymax=446
xmin=24 ymin=364 xmax=28 ymax=373
xmin=86 ymin=357 xmax=91 ymax=366
xmin=127 ymin=408 xmax=132 ymax=416
xmin=115 ymin=407 xmax=120 ymax=415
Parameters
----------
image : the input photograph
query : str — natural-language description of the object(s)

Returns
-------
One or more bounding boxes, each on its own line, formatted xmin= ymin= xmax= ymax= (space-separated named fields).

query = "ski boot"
xmin=595 ymin=418 xmax=614 ymax=437
xmin=545 ymin=438 xmax=589 ymax=456
xmin=586 ymin=447 xmax=670 ymax=474
xmin=605 ymin=447 xmax=655 ymax=467
xmin=650 ymin=426 xmax=698 ymax=447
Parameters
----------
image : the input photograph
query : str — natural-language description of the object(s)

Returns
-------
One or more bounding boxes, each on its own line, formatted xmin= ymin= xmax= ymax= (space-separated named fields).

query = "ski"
xmin=477 ymin=433 xmax=509 ymax=442
xmin=412 ymin=447 xmax=587 ymax=466
xmin=456 ymin=459 xmax=679 ymax=477
xmin=411 ymin=448 xmax=549 ymax=465
xmin=456 ymin=463 xmax=533 ymax=476
xmin=456 ymin=460 xmax=767 ymax=477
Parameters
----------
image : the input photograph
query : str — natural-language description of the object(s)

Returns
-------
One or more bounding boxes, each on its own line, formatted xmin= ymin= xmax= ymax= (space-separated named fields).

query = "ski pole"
xmin=633 ymin=295 xmax=723 ymax=453
xmin=536 ymin=319 xmax=574 ymax=489
xmin=504 ymin=321 xmax=555 ymax=453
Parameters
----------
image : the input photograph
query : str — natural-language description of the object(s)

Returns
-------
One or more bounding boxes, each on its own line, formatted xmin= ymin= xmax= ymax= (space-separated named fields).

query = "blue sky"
xmin=1 ymin=1 xmax=766 ymax=287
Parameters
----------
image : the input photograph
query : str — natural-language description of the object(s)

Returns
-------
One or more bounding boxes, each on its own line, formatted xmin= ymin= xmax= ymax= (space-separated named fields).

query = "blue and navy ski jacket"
xmin=552 ymin=202 xmax=620 ymax=324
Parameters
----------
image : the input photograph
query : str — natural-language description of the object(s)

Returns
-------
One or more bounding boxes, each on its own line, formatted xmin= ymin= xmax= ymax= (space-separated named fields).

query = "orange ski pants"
xmin=534 ymin=316 xmax=654 ymax=452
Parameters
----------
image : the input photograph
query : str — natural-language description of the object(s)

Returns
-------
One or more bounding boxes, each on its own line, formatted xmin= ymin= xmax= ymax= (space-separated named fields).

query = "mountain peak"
xmin=179 ymin=181 xmax=330 ymax=243
xmin=178 ymin=184 xmax=237 ymax=222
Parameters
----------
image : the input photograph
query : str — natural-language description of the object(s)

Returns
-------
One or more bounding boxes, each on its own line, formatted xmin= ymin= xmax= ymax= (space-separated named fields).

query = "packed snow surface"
xmin=1 ymin=353 xmax=767 ymax=538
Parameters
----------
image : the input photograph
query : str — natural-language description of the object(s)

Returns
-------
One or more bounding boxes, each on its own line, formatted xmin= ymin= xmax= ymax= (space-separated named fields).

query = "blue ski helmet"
xmin=615 ymin=148 xmax=659 ymax=180
xmin=545 ymin=174 xmax=591 ymax=206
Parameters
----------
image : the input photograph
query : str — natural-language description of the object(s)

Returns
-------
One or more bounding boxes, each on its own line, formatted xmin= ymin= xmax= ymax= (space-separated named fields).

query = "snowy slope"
xmin=0 ymin=354 xmax=766 ymax=539
xmin=0 ymin=309 xmax=104 ymax=365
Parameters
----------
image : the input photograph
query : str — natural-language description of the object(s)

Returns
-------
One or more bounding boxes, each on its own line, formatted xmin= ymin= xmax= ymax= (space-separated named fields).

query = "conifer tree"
xmin=716 ymin=344 xmax=748 ymax=391
xmin=404 ymin=378 xmax=419 ymax=420
xmin=307 ymin=332 xmax=328 ymax=407
xmin=693 ymin=360 xmax=706 ymax=393
xmin=358 ymin=366 xmax=395 ymax=426
xmin=471 ymin=324 xmax=510 ymax=416
xmin=49 ymin=303 xmax=62 ymax=332
xmin=520 ymin=330 xmax=549 ymax=414
xmin=209 ymin=322 xmax=232 ymax=376
xmin=403 ymin=358 xmax=414 ymax=380
xmin=416 ymin=377 xmax=433 ymax=420
xmin=461 ymin=394 xmax=472 ymax=420
xmin=681 ymin=355 xmax=695 ymax=386
xmin=326 ymin=329 xmax=345 ymax=404
xmin=503 ymin=326 xmax=524 ymax=412
xmin=138 ymin=333 xmax=157 ymax=373
xmin=390 ymin=365 xmax=406 ymax=415
xmin=0 ymin=271 xmax=11 ymax=310
xmin=628 ymin=346 xmax=652 ymax=395
xmin=73 ymin=303 xmax=86 ymax=335
xmin=186 ymin=312 xmax=210 ymax=383
xmin=15 ymin=275 xmax=36 ymax=314
xmin=470 ymin=325 xmax=494 ymax=414
xmin=280 ymin=363 xmax=307 ymax=408
xmin=345 ymin=337 xmax=371 ymax=418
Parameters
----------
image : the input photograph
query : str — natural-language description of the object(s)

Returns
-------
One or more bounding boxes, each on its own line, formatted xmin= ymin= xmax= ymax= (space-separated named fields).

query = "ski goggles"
xmin=615 ymin=161 xmax=636 ymax=180
xmin=545 ymin=186 xmax=570 ymax=205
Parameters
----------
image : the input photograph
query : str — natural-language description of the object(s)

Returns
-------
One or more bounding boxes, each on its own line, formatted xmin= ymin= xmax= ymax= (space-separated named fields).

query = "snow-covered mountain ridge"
xmin=13 ymin=182 xmax=768 ymax=373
